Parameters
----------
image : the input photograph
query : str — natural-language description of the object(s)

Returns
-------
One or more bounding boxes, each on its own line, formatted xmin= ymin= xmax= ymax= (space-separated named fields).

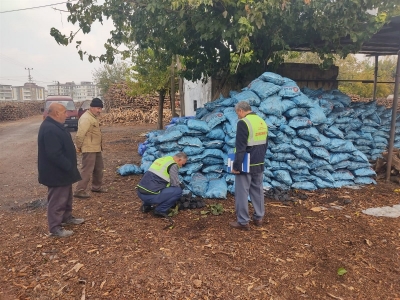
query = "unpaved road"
xmin=0 ymin=115 xmax=70 ymax=209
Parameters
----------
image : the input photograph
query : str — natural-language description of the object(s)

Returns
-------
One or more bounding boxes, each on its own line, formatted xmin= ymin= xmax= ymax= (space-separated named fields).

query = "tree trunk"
xmin=170 ymin=58 xmax=176 ymax=117
xmin=157 ymin=90 xmax=166 ymax=130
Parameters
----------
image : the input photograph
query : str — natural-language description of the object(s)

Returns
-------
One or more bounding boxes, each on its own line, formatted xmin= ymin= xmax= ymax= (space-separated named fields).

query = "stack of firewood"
xmin=102 ymin=81 xmax=179 ymax=125
xmin=373 ymin=148 xmax=400 ymax=184
xmin=0 ymin=101 xmax=44 ymax=122
xmin=100 ymin=108 xmax=172 ymax=125
xmin=349 ymin=94 xmax=399 ymax=110
xmin=104 ymin=82 xmax=173 ymax=111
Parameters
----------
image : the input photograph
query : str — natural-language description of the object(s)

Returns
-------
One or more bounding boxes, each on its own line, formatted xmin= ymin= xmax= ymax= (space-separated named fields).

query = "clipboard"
xmin=227 ymin=153 xmax=250 ymax=173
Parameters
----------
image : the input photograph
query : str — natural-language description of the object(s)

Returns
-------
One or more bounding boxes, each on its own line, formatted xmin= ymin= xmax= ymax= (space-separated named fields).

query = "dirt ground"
xmin=1 ymin=116 xmax=400 ymax=300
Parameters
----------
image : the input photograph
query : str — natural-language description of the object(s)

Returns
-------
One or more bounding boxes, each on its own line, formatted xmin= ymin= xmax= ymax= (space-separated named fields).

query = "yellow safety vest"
xmin=242 ymin=114 xmax=268 ymax=146
xmin=147 ymin=156 xmax=175 ymax=183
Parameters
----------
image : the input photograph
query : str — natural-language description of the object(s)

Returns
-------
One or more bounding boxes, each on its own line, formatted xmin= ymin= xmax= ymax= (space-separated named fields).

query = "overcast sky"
xmin=0 ymin=0 xmax=114 ymax=88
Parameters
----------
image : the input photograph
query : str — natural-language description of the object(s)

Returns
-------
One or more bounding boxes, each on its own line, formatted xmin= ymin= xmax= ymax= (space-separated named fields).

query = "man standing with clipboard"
xmin=230 ymin=101 xmax=268 ymax=230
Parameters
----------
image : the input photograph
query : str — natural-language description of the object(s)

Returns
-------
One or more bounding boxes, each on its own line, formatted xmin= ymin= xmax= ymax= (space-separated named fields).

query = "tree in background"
xmin=50 ymin=0 xmax=398 ymax=83
xmin=127 ymin=48 xmax=172 ymax=130
xmin=92 ymin=60 xmax=130 ymax=96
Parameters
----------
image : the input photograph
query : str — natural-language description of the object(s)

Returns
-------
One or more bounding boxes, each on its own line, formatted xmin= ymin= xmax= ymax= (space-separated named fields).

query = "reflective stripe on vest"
xmin=148 ymin=156 xmax=175 ymax=182
xmin=242 ymin=114 xmax=268 ymax=146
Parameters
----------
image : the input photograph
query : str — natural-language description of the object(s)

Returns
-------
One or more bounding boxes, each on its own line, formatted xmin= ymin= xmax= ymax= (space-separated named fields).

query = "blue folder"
xmin=227 ymin=153 xmax=250 ymax=173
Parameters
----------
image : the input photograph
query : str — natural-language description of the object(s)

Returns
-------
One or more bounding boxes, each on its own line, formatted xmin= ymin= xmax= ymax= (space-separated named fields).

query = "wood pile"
xmin=100 ymin=108 xmax=172 ymax=125
xmin=349 ymin=94 xmax=399 ymax=110
xmin=0 ymin=101 xmax=44 ymax=122
xmin=104 ymin=82 xmax=180 ymax=111
xmin=102 ymin=81 xmax=179 ymax=125
xmin=374 ymin=148 xmax=400 ymax=184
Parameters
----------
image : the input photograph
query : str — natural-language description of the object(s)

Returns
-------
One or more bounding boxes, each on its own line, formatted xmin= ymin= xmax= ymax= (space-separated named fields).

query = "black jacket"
xmin=38 ymin=117 xmax=81 ymax=187
xmin=234 ymin=112 xmax=268 ymax=174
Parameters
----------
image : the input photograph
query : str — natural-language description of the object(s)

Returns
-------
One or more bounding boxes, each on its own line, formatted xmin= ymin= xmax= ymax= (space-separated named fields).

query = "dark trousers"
xmin=75 ymin=152 xmax=104 ymax=192
xmin=137 ymin=187 xmax=182 ymax=213
xmin=47 ymin=185 xmax=73 ymax=233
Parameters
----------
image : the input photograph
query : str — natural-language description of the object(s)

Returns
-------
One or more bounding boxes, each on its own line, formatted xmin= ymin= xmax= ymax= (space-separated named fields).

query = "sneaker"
xmin=91 ymin=188 xmax=108 ymax=193
xmin=153 ymin=210 xmax=169 ymax=218
xmin=74 ymin=190 xmax=90 ymax=198
xmin=140 ymin=204 xmax=153 ymax=213
xmin=50 ymin=228 xmax=74 ymax=238
xmin=61 ymin=217 xmax=85 ymax=226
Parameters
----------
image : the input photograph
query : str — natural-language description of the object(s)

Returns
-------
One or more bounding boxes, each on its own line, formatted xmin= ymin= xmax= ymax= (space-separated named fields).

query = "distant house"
xmin=0 ymin=84 xmax=13 ymax=101
xmin=47 ymin=81 xmax=101 ymax=101
xmin=12 ymin=83 xmax=45 ymax=101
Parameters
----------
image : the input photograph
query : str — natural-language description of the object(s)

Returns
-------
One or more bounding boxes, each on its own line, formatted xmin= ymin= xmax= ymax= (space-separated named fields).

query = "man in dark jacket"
xmin=136 ymin=152 xmax=187 ymax=217
xmin=38 ymin=103 xmax=84 ymax=237
xmin=230 ymin=101 xmax=268 ymax=230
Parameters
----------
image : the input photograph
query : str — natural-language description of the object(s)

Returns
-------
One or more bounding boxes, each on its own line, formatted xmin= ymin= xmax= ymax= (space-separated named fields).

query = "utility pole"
xmin=25 ymin=68 xmax=33 ymax=82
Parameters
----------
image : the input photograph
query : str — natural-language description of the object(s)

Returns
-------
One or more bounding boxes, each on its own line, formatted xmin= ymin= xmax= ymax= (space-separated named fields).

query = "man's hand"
xmin=179 ymin=182 xmax=185 ymax=189
xmin=231 ymin=169 xmax=240 ymax=174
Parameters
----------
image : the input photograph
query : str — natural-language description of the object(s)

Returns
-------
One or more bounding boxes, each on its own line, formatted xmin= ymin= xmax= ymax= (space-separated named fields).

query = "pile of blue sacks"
xmin=118 ymin=71 xmax=400 ymax=198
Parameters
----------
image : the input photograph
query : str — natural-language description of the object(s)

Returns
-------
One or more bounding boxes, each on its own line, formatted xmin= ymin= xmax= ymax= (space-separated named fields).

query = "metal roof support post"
xmin=373 ymin=55 xmax=378 ymax=101
xmin=385 ymin=50 xmax=400 ymax=182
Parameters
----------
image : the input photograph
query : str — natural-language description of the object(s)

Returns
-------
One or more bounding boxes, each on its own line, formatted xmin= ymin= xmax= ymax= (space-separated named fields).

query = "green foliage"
xmin=126 ymin=47 xmax=171 ymax=97
xmin=50 ymin=0 xmax=398 ymax=81
xmin=337 ymin=267 xmax=347 ymax=276
xmin=168 ymin=204 xmax=179 ymax=217
xmin=210 ymin=203 xmax=224 ymax=216
xmin=92 ymin=60 xmax=130 ymax=95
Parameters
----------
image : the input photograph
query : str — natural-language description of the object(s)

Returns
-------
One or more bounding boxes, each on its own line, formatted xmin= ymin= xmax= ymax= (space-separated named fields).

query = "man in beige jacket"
xmin=74 ymin=98 xmax=107 ymax=198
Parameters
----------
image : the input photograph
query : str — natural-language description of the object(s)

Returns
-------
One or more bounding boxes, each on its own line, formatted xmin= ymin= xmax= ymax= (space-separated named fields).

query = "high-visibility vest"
xmin=147 ymin=156 xmax=175 ymax=182
xmin=242 ymin=114 xmax=268 ymax=146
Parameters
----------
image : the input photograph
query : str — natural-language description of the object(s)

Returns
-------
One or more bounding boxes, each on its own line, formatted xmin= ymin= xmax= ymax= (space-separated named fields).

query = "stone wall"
xmin=0 ymin=101 xmax=44 ymax=122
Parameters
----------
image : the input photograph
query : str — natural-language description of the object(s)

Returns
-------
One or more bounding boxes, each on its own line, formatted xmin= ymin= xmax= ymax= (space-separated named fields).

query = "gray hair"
xmin=174 ymin=152 xmax=188 ymax=160
xmin=235 ymin=101 xmax=251 ymax=112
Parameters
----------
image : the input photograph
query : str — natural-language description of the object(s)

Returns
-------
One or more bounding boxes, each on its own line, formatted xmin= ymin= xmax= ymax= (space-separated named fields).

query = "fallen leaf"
xmin=36 ymin=244 xmax=43 ymax=248
xmin=100 ymin=280 xmax=106 ymax=289
xmin=296 ymin=286 xmax=306 ymax=293
xmin=365 ymin=239 xmax=373 ymax=247
xmin=193 ymin=279 xmax=202 ymax=288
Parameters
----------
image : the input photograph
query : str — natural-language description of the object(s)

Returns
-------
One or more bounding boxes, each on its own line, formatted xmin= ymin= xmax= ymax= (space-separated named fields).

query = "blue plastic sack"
xmin=288 ymin=117 xmax=312 ymax=129
xmin=233 ymin=90 xmax=261 ymax=106
xmin=157 ymin=141 xmax=183 ymax=152
xmin=272 ymin=153 xmax=297 ymax=162
xmin=330 ymin=153 xmax=352 ymax=165
xmin=309 ymin=147 xmax=330 ymax=161
xmin=333 ymin=180 xmax=355 ymax=188
xmin=270 ymin=143 xmax=294 ymax=153
xmin=203 ymin=157 xmax=224 ymax=165
xmin=156 ymin=130 xmax=183 ymax=143
xmin=273 ymin=170 xmax=293 ymax=186
xmin=352 ymin=168 xmax=376 ymax=177
xmin=324 ymin=126 xmax=344 ymax=139
xmin=265 ymin=115 xmax=287 ymax=127
xmin=204 ymin=178 xmax=227 ymax=199
xmin=249 ymin=79 xmax=281 ymax=100
xmin=187 ymin=119 xmax=210 ymax=133
xmin=291 ymin=181 xmax=317 ymax=190
xmin=178 ymin=136 xmax=203 ymax=147
xmin=311 ymin=169 xmax=334 ymax=183
xmin=291 ymin=94 xmax=316 ymax=108
xmin=279 ymin=86 xmax=301 ymax=98
xmin=354 ymin=177 xmax=377 ymax=185
xmin=258 ymin=72 xmax=285 ymax=86
xmin=190 ymin=173 xmax=209 ymax=197
xmin=202 ymin=164 xmax=225 ymax=173
xmin=118 ymin=164 xmax=142 ymax=176
xmin=259 ymin=95 xmax=284 ymax=116
xmin=314 ymin=177 xmax=335 ymax=188
xmin=183 ymin=146 xmax=204 ymax=156
xmin=203 ymin=140 xmax=225 ymax=149
xmin=292 ymin=138 xmax=311 ymax=149
xmin=308 ymin=106 xmax=327 ymax=125
xmin=297 ymin=127 xmax=321 ymax=142
xmin=286 ymin=159 xmax=310 ymax=170
xmin=332 ymin=170 xmax=354 ymax=181
xmin=281 ymin=100 xmax=297 ymax=112
xmin=284 ymin=108 xmax=308 ymax=118
xmin=293 ymin=148 xmax=313 ymax=162
xmin=203 ymin=112 xmax=226 ymax=129
xmin=179 ymin=162 xmax=203 ymax=175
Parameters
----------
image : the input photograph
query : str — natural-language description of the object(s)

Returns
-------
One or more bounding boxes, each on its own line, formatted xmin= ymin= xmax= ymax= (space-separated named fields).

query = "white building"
xmin=47 ymin=81 xmax=101 ymax=101
xmin=0 ymin=84 xmax=13 ymax=101
xmin=12 ymin=83 xmax=45 ymax=101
